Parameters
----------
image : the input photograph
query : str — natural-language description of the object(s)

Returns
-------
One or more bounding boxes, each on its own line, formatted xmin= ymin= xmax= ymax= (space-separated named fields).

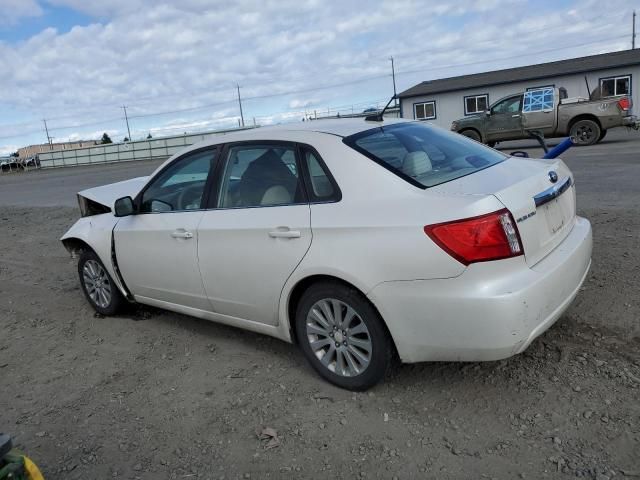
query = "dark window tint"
xmin=600 ymin=76 xmax=630 ymax=97
xmin=140 ymin=149 xmax=215 ymax=212
xmin=345 ymin=122 xmax=506 ymax=188
xmin=491 ymin=96 xmax=521 ymax=114
xmin=218 ymin=144 xmax=306 ymax=208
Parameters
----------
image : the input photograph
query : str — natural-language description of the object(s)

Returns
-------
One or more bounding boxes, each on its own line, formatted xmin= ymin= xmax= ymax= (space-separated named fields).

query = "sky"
xmin=0 ymin=0 xmax=637 ymax=155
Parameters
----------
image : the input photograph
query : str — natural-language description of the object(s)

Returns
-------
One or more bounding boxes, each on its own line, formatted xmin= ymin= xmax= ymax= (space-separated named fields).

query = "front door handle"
xmin=171 ymin=229 xmax=193 ymax=239
xmin=269 ymin=228 xmax=301 ymax=239
xmin=512 ymin=114 xmax=521 ymax=118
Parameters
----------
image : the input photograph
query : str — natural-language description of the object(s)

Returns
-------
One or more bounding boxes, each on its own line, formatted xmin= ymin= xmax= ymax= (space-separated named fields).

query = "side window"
xmin=600 ymin=75 xmax=630 ymax=97
xmin=302 ymin=148 xmax=338 ymax=201
xmin=218 ymin=144 xmax=306 ymax=208
xmin=491 ymin=96 xmax=521 ymax=114
xmin=140 ymin=149 xmax=215 ymax=213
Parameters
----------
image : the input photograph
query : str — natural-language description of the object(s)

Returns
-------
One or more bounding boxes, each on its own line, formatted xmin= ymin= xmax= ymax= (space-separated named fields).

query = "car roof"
xmin=226 ymin=117 xmax=410 ymax=139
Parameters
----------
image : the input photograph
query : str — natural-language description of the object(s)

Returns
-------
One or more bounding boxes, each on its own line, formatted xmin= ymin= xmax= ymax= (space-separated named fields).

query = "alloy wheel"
xmin=305 ymin=298 xmax=373 ymax=377
xmin=82 ymin=259 xmax=112 ymax=309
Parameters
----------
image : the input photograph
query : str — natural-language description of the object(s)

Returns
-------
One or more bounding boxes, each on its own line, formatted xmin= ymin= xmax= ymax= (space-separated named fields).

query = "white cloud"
xmin=0 ymin=0 xmax=42 ymax=26
xmin=0 ymin=0 xmax=634 ymax=150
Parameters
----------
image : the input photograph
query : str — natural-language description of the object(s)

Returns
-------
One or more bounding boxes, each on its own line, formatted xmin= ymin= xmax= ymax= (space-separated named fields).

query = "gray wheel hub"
xmin=305 ymin=298 xmax=372 ymax=377
xmin=83 ymin=259 xmax=112 ymax=309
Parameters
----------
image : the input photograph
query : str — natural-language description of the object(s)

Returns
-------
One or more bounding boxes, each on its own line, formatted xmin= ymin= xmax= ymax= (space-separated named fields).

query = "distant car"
xmin=362 ymin=107 xmax=379 ymax=113
xmin=451 ymin=87 xmax=636 ymax=146
xmin=61 ymin=118 xmax=592 ymax=390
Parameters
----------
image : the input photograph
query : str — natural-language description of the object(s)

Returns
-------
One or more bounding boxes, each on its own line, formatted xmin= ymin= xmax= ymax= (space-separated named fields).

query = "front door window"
xmin=140 ymin=149 xmax=215 ymax=213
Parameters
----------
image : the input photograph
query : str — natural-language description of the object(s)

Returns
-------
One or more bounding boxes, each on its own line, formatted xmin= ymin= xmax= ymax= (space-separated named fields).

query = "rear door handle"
xmin=269 ymin=228 xmax=301 ymax=239
xmin=171 ymin=229 xmax=193 ymax=239
xmin=512 ymin=114 xmax=521 ymax=118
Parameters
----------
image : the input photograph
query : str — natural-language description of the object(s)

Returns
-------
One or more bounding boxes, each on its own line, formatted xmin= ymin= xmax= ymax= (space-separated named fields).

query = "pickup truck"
xmin=451 ymin=87 xmax=637 ymax=146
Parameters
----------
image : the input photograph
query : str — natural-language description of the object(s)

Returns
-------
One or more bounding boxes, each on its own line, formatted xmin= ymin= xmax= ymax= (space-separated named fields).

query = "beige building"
xmin=18 ymin=140 xmax=99 ymax=158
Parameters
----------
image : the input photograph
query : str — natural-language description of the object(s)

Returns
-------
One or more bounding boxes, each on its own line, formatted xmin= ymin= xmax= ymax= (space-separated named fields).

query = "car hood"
xmin=78 ymin=176 xmax=149 ymax=209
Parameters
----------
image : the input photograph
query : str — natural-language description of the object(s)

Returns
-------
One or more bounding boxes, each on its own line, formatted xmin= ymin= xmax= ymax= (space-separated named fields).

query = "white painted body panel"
xmin=60 ymin=213 xmax=127 ymax=296
xmin=197 ymin=204 xmax=312 ymax=325
xmin=60 ymin=118 xmax=593 ymax=364
xmin=368 ymin=217 xmax=592 ymax=362
xmin=78 ymin=176 xmax=148 ymax=209
xmin=113 ymin=212 xmax=209 ymax=310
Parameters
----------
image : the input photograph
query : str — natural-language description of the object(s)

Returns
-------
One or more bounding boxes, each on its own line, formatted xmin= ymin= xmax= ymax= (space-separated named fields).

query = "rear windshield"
xmin=343 ymin=122 xmax=506 ymax=188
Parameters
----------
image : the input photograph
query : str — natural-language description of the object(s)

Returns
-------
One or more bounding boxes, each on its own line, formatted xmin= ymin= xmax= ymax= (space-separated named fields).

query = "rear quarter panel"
xmin=557 ymin=99 xmax=624 ymax=134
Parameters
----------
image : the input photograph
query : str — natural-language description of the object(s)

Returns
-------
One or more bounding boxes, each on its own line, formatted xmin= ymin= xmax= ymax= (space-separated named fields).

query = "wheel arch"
xmin=61 ymin=215 xmax=131 ymax=299
xmin=567 ymin=114 xmax=602 ymax=132
xmin=285 ymin=274 xmax=399 ymax=358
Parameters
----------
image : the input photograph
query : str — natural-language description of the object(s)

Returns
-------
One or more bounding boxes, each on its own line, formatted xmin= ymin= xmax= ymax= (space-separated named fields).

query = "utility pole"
xmin=122 ymin=106 xmax=132 ymax=140
xmin=633 ymin=10 xmax=636 ymax=49
xmin=42 ymin=119 xmax=52 ymax=149
xmin=390 ymin=56 xmax=398 ymax=106
xmin=236 ymin=84 xmax=245 ymax=127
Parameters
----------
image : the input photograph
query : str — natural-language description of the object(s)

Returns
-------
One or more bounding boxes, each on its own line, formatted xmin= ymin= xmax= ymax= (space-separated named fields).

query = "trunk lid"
xmin=431 ymin=157 xmax=576 ymax=267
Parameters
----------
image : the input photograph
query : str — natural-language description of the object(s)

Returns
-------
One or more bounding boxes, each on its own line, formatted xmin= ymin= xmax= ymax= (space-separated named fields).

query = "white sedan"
xmin=62 ymin=118 xmax=592 ymax=390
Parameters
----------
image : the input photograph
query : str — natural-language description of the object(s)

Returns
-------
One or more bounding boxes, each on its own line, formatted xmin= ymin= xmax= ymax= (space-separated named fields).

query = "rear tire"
xmin=487 ymin=141 xmax=497 ymax=148
xmin=460 ymin=129 xmax=481 ymax=142
xmin=596 ymin=129 xmax=607 ymax=143
xmin=570 ymin=119 xmax=600 ymax=146
xmin=295 ymin=281 xmax=393 ymax=391
xmin=78 ymin=250 xmax=126 ymax=316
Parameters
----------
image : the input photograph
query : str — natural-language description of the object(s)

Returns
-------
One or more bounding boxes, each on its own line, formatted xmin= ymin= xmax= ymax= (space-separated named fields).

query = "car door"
xmin=113 ymin=147 xmax=217 ymax=310
xmin=197 ymin=142 xmax=312 ymax=326
xmin=521 ymin=87 xmax=557 ymax=135
xmin=486 ymin=95 xmax=523 ymax=141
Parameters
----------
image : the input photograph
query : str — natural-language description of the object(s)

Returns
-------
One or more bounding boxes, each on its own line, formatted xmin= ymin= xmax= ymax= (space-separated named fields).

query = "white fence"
xmin=37 ymin=126 xmax=257 ymax=169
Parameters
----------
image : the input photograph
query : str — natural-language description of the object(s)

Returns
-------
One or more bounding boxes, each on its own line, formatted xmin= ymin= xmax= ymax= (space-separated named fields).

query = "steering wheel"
xmin=177 ymin=184 xmax=204 ymax=210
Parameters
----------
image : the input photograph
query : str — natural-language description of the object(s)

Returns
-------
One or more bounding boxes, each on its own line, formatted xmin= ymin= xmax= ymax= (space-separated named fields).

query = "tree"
xmin=146 ymin=133 xmax=152 ymax=139
xmin=101 ymin=133 xmax=113 ymax=144
xmin=123 ymin=137 xmax=130 ymax=142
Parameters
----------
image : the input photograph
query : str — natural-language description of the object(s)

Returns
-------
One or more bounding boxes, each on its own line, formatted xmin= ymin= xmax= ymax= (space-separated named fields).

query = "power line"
xmin=0 ymin=34 xmax=629 ymax=141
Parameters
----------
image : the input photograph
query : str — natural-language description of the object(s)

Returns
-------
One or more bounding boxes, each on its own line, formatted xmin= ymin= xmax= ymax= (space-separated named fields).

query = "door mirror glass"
xmin=114 ymin=196 xmax=135 ymax=217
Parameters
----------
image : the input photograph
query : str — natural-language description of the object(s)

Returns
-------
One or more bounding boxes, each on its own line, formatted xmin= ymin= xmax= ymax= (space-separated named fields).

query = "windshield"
xmin=344 ymin=122 xmax=507 ymax=188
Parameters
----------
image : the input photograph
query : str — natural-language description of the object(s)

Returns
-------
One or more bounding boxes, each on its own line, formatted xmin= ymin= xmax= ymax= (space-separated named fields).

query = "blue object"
xmin=543 ymin=137 xmax=573 ymax=159
xmin=523 ymin=88 xmax=554 ymax=112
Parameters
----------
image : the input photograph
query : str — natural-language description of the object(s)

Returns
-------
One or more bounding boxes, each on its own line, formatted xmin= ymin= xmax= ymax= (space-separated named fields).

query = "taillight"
xmin=618 ymin=97 xmax=632 ymax=111
xmin=424 ymin=209 xmax=523 ymax=265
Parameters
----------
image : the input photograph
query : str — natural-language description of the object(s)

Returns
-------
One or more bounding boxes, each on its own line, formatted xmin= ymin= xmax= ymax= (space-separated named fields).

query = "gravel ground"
xmin=1 ymin=132 xmax=639 ymax=478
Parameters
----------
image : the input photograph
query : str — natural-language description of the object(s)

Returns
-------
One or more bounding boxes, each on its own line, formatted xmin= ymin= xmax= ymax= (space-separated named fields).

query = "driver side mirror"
xmin=114 ymin=196 xmax=135 ymax=217
xmin=484 ymin=110 xmax=491 ymax=116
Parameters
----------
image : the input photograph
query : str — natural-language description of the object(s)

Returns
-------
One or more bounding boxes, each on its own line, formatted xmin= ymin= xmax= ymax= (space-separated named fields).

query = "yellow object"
xmin=23 ymin=456 xmax=44 ymax=480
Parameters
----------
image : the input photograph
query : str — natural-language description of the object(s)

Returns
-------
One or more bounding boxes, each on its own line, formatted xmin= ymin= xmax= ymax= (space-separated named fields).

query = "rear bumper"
xmin=622 ymin=115 xmax=638 ymax=128
xmin=368 ymin=216 xmax=592 ymax=363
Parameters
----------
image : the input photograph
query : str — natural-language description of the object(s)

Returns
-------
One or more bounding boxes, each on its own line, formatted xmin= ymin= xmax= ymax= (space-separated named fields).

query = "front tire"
xmin=295 ymin=282 xmax=393 ymax=390
xmin=596 ymin=129 xmax=607 ymax=143
xmin=460 ymin=129 xmax=481 ymax=142
xmin=570 ymin=119 xmax=601 ymax=146
xmin=78 ymin=250 xmax=126 ymax=315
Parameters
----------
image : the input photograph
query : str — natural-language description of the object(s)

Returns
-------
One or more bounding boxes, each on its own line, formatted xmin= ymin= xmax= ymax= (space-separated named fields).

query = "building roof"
xmin=398 ymin=49 xmax=640 ymax=98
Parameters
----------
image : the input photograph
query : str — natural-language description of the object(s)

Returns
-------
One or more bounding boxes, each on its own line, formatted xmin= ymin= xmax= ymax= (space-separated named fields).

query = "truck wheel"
xmin=596 ymin=129 xmax=607 ymax=143
xmin=461 ymin=129 xmax=481 ymax=142
xmin=487 ymin=141 xmax=497 ymax=148
xmin=570 ymin=119 xmax=600 ymax=146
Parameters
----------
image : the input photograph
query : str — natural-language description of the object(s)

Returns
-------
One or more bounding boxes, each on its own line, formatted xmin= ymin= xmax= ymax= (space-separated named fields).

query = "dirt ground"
xmin=1 ymin=134 xmax=639 ymax=478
